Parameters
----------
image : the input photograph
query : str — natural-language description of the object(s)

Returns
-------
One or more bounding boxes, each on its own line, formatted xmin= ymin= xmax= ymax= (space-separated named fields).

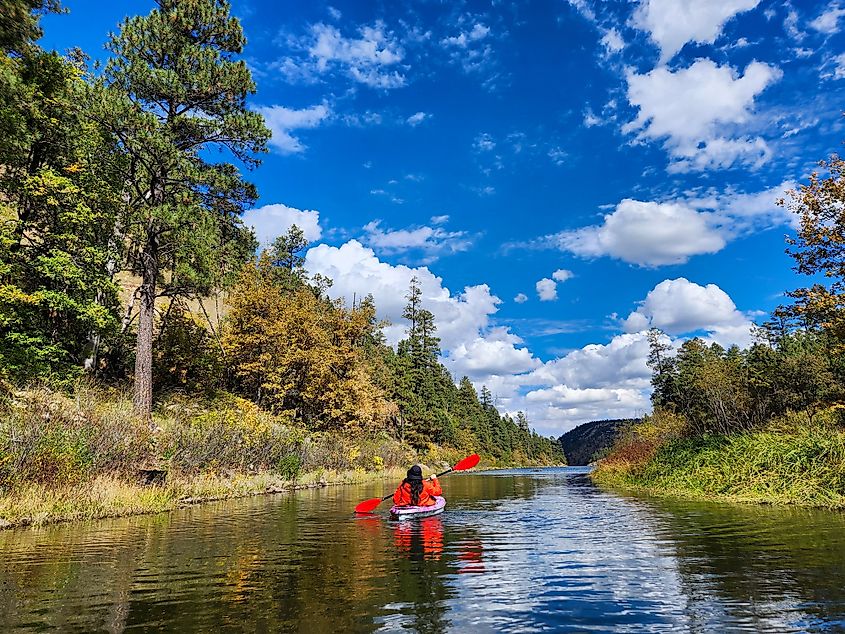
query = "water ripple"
xmin=2 ymin=468 xmax=845 ymax=632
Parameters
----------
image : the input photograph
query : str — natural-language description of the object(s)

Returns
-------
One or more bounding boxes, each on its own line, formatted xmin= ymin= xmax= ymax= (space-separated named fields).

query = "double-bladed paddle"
xmin=354 ymin=454 xmax=480 ymax=513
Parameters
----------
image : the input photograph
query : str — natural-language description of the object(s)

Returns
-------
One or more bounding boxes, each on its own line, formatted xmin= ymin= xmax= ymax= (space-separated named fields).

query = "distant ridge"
xmin=558 ymin=419 xmax=636 ymax=466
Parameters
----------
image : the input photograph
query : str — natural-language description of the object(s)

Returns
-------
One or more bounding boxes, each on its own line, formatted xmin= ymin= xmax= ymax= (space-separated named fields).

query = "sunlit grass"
xmin=0 ymin=467 xmax=412 ymax=528
xmin=594 ymin=418 xmax=845 ymax=508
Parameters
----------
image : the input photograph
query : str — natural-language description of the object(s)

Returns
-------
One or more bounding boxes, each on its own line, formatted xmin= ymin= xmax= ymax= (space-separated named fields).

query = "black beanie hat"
xmin=406 ymin=465 xmax=423 ymax=481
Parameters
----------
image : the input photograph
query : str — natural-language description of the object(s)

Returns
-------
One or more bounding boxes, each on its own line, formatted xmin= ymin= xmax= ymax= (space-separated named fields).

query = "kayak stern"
xmin=389 ymin=496 xmax=446 ymax=519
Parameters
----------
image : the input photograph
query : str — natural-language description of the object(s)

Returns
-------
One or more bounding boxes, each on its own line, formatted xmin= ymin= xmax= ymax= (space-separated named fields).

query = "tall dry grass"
xmin=0 ymin=382 xmax=414 ymax=498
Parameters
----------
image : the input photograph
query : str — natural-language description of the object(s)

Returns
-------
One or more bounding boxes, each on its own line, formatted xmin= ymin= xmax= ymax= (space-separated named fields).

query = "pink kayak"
xmin=389 ymin=496 xmax=446 ymax=519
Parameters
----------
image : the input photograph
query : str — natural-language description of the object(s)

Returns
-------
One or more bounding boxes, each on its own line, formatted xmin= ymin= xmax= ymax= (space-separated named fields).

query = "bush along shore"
xmin=592 ymin=411 xmax=845 ymax=508
xmin=0 ymin=384 xmax=562 ymax=529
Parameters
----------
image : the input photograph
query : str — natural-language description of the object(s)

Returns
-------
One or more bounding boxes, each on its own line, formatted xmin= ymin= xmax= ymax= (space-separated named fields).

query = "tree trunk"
xmin=133 ymin=234 xmax=158 ymax=423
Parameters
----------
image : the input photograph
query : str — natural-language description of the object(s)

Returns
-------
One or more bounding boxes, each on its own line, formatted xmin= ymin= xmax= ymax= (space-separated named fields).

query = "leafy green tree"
xmin=0 ymin=5 xmax=126 ymax=382
xmin=97 ymin=0 xmax=269 ymax=418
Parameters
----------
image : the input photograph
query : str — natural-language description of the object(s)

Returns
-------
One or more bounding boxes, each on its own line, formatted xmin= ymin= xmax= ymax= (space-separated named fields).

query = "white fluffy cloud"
xmin=555 ymin=199 xmax=725 ymax=266
xmin=536 ymin=278 xmax=558 ymax=301
xmin=280 ymin=22 xmax=406 ymax=89
xmin=406 ymin=111 xmax=431 ymax=126
xmin=624 ymin=59 xmax=781 ymax=172
xmin=255 ymin=104 xmax=331 ymax=154
xmin=552 ymin=269 xmax=574 ymax=282
xmin=810 ymin=5 xmax=845 ymax=33
xmin=530 ymin=332 xmax=653 ymax=391
xmin=361 ymin=220 xmax=472 ymax=262
xmin=526 ymin=386 xmax=651 ymax=426
xmin=243 ymin=203 xmax=323 ymax=247
xmin=633 ymin=0 xmax=761 ymax=63
xmin=623 ymin=277 xmax=754 ymax=347
xmin=305 ymin=240 xmax=502 ymax=354
xmin=533 ymin=270 xmax=574 ymax=302
xmin=520 ymin=331 xmax=657 ymax=431
xmin=449 ymin=328 xmax=541 ymax=378
xmin=530 ymin=181 xmax=791 ymax=267
xmin=514 ymin=293 xmax=529 ymax=304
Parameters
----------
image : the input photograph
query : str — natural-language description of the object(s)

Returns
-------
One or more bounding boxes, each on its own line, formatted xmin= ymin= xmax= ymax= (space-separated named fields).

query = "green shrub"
xmin=276 ymin=454 xmax=301 ymax=480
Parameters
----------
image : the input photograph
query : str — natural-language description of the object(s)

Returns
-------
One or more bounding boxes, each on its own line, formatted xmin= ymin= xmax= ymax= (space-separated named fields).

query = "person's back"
xmin=393 ymin=465 xmax=442 ymax=507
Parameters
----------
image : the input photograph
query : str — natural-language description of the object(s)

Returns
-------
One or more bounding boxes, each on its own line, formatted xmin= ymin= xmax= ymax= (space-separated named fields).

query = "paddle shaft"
xmin=376 ymin=467 xmax=453 ymax=501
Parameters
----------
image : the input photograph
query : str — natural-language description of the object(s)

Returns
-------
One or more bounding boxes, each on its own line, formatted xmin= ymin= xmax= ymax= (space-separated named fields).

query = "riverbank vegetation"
xmin=0 ymin=2 xmax=562 ymax=528
xmin=595 ymin=154 xmax=845 ymax=508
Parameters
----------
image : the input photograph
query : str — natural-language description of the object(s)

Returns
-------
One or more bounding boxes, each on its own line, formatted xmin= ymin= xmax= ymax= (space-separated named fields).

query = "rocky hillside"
xmin=558 ymin=419 xmax=635 ymax=466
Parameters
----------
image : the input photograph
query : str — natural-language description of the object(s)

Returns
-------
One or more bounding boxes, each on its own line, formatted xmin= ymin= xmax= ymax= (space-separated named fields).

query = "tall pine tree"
xmin=97 ymin=0 xmax=269 ymax=418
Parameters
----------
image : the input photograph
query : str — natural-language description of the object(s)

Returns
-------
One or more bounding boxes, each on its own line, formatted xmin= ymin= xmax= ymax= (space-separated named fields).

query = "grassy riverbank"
xmin=592 ymin=413 xmax=845 ymax=508
xmin=0 ymin=468 xmax=410 ymax=529
xmin=0 ymin=384 xmax=558 ymax=528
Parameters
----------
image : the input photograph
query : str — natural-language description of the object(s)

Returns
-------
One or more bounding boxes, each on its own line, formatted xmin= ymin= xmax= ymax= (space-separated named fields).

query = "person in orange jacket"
xmin=393 ymin=465 xmax=442 ymax=507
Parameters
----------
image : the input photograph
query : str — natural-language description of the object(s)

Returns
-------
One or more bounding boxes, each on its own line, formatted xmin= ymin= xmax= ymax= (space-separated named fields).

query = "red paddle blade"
xmin=453 ymin=454 xmax=480 ymax=471
xmin=354 ymin=497 xmax=383 ymax=514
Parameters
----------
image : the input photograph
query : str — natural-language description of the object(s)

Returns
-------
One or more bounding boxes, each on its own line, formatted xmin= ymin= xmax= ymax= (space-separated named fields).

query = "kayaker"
xmin=393 ymin=465 xmax=442 ymax=507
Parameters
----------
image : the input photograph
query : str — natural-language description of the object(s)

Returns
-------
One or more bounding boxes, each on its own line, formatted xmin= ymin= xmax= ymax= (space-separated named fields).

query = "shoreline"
xmin=590 ymin=472 xmax=845 ymax=509
xmin=589 ymin=466 xmax=845 ymax=511
xmin=590 ymin=417 xmax=845 ymax=510
xmin=1 ymin=462 xmax=560 ymax=531
xmin=0 ymin=467 xmax=409 ymax=531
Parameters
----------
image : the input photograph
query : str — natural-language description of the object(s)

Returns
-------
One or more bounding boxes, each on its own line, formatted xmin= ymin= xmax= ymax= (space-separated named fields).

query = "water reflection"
xmin=393 ymin=517 xmax=444 ymax=561
xmin=1 ymin=469 xmax=845 ymax=632
xmin=640 ymin=495 xmax=845 ymax=632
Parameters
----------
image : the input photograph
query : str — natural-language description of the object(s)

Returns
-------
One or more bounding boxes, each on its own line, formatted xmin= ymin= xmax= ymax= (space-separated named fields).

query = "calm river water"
xmin=2 ymin=467 xmax=845 ymax=632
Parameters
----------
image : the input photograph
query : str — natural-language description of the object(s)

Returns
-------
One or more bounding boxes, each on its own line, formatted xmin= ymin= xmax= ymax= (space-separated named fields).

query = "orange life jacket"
xmin=393 ymin=478 xmax=442 ymax=507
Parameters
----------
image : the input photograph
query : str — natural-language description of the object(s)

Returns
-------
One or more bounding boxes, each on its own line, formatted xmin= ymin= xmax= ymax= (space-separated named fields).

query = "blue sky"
xmin=43 ymin=0 xmax=845 ymax=434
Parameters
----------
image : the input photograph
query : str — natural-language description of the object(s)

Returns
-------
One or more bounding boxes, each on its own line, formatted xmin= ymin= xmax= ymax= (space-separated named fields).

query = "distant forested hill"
xmin=558 ymin=420 xmax=635 ymax=466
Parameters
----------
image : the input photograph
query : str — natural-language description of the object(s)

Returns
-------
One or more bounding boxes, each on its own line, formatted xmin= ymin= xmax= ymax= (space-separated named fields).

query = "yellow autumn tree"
xmin=222 ymin=256 xmax=389 ymax=431
xmin=778 ymin=153 xmax=845 ymax=342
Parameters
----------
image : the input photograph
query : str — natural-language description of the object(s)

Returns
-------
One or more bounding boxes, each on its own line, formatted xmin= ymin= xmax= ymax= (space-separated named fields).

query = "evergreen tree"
xmin=647 ymin=327 xmax=676 ymax=410
xmin=267 ymin=224 xmax=310 ymax=292
xmin=402 ymin=276 xmax=423 ymax=339
xmin=97 ymin=0 xmax=270 ymax=418
xmin=0 ymin=0 xmax=61 ymax=54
